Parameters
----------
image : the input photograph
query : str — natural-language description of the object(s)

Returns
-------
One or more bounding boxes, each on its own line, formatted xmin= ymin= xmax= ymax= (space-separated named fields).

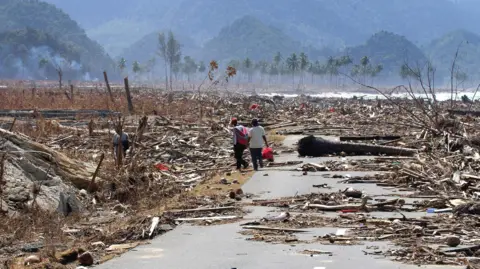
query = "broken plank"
xmin=167 ymin=206 xmax=236 ymax=214
xmin=242 ymin=225 xmax=308 ymax=233
xmin=440 ymin=244 xmax=480 ymax=253
xmin=175 ymin=215 xmax=241 ymax=222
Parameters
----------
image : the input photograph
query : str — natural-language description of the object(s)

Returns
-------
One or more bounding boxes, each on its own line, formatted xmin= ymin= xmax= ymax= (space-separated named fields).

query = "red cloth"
xmin=262 ymin=147 xmax=274 ymax=161
xmin=250 ymin=104 xmax=259 ymax=110
xmin=329 ymin=107 xmax=335 ymax=113
xmin=155 ymin=163 xmax=169 ymax=171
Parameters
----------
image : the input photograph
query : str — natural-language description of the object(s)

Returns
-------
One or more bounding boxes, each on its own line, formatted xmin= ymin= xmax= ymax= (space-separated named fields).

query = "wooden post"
xmin=103 ymin=71 xmax=115 ymax=103
xmin=70 ymin=84 xmax=74 ymax=102
xmin=0 ymin=153 xmax=6 ymax=213
xmin=88 ymin=153 xmax=104 ymax=193
xmin=9 ymin=118 xmax=16 ymax=132
xmin=124 ymin=77 xmax=134 ymax=114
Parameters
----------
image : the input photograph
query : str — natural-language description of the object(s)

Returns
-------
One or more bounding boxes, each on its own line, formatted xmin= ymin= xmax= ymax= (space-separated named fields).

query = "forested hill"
xmin=202 ymin=16 xmax=327 ymax=63
xmin=425 ymin=30 xmax=480 ymax=82
xmin=44 ymin=0 xmax=480 ymax=56
xmin=346 ymin=31 xmax=428 ymax=78
xmin=0 ymin=0 xmax=115 ymax=80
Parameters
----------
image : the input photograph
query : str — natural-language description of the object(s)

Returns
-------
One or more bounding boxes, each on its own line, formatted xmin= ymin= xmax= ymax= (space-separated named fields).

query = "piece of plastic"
xmin=262 ymin=147 xmax=274 ymax=161
xmin=426 ymin=208 xmax=436 ymax=213
xmin=250 ymin=103 xmax=259 ymax=110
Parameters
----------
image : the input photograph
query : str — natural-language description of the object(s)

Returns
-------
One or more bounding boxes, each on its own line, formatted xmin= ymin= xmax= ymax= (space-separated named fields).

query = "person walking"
xmin=231 ymin=118 xmax=249 ymax=170
xmin=113 ymin=129 xmax=129 ymax=163
xmin=248 ymin=118 xmax=269 ymax=171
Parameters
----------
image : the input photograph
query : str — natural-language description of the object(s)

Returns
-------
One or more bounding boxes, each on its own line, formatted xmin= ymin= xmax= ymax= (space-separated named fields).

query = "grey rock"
xmin=57 ymin=192 xmax=80 ymax=216
xmin=78 ymin=251 xmax=94 ymax=266
xmin=21 ymin=242 xmax=44 ymax=253
xmin=113 ymin=203 xmax=128 ymax=213
xmin=446 ymin=236 xmax=461 ymax=247
xmin=159 ymin=224 xmax=174 ymax=231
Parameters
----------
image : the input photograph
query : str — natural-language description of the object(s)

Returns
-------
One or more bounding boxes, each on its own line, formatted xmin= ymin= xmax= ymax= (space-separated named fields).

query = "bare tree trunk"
xmin=169 ymin=63 xmax=173 ymax=91
xmin=124 ymin=77 xmax=134 ymax=114
xmin=450 ymin=42 xmax=462 ymax=108
xmin=103 ymin=71 xmax=115 ymax=103
xmin=88 ymin=153 xmax=104 ymax=193
xmin=58 ymin=69 xmax=63 ymax=90
xmin=164 ymin=60 xmax=168 ymax=90
xmin=69 ymin=84 xmax=74 ymax=103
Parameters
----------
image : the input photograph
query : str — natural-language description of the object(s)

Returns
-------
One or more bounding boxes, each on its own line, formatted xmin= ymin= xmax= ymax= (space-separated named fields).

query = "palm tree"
xmin=299 ymin=52 xmax=309 ymax=86
xmin=182 ymin=56 xmax=197 ymax=82
xmin=273 ymin=52 xmax=282 ymax=83
xmin=360 ymin=56 xmax=370 ymax=84
xmin=326 ymin=56 xmax=339 ymax=87
xmin=286 ymin=53 xmax=299 ymax=87
xmin=146 ymin=57 xmax=156 ymax=81
xmin=256 ymin=60 xmax=269 ymax=85
xmin=132 ymin=60 xmax=141 ymax=80
xmin=118 ymin=57 xmax=127 ymax=76
xmin=370 ymin=64 xmax=383 ymax=85
xmin=243 ymin=57 xmax=253 ymax=82
xmin=336 ymin=55 xmax=352 ymax=87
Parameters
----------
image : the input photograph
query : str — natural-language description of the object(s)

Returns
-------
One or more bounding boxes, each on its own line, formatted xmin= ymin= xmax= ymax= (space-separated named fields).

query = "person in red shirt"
xmin=230 ymin=118 xmax=249 ymax=170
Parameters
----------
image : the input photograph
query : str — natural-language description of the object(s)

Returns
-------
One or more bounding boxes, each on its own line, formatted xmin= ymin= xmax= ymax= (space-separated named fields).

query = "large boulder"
xmin=0 ymin=129 xmax=99 ymax=213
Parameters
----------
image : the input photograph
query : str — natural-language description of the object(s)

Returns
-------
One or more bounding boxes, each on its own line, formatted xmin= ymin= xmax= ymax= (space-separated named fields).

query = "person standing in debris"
xmin=113 ymin=129 xmax=129 ymax=161
xmin=248 ymin=118 xmax=269 ymax=171
xmin=231 ymin=118 xmax=249 ymax=170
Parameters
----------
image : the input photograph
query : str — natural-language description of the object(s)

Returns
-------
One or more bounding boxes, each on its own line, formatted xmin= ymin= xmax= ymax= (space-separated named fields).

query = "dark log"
xmin=339 ymin=136 xmax=401 ymax=141
xmin=103 ymin=71 xmax=115 ymax=103
xmin=124 ymin=77 xmax=134 ymax=114
xmin=297 ymin=135 xmax=417 ymax=157
xmin=448 ymin=109 xmax=480 ymax=116
xmin=0 ymin=109 xmax=120 ymax=120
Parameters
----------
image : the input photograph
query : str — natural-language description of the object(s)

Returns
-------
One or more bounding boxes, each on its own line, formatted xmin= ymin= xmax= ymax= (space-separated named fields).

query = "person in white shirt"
xmin=248 ymin=118 xmax=269 ymax=171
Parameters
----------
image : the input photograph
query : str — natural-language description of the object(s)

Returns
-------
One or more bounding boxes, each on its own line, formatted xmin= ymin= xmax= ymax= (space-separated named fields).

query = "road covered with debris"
xmin=2 ymin=89 xmax=480 ymax=268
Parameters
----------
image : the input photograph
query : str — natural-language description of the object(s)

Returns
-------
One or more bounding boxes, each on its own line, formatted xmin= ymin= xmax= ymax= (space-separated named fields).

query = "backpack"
xmin=234 ymin=126 xmax=249 ymax=145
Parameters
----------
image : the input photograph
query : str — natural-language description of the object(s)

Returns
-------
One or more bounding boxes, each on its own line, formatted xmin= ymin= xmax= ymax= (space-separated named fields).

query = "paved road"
xmin=98 ymin=221 xmax=457 ymax=269
xmin=96 ymin=135 xmax=460 ymax=269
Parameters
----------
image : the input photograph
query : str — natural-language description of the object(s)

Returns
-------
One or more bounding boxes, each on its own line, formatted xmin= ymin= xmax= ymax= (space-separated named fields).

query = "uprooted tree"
xmin=344 ymin=49 xmax=480 ymax=136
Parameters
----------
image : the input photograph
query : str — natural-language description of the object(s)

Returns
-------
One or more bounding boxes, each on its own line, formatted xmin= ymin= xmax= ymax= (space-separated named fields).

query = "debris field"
xmin=1 ymin=88 xmax=480 ymax=268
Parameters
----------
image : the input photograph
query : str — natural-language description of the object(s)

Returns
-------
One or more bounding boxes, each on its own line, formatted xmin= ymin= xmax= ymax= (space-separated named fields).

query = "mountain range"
xmin=0 ymin=0 xmax=115 ymax=80
xmin=43 ymin=0 xmax=480 ymax=55
xmin=2 ymin=0 xmax=480 ymax=83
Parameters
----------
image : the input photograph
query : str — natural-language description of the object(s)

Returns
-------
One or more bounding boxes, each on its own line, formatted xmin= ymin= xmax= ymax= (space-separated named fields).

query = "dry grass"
xmin=269 ymin=134 xmax=286 ymax=146
xmin=191 ymin=170 xmax=254 ymax=197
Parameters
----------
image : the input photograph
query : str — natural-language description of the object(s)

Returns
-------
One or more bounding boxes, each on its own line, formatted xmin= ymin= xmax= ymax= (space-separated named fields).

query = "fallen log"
xmin=297 ymin=135 xmax=417 ymax=157
xmin=447 ymin=109 xmax=480 ymax=117
xmin=339 ymin=136 xmax=401 ymax=142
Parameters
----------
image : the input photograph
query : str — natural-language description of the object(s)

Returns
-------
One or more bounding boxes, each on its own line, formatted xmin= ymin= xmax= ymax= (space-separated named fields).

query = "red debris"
xmin=155 ymin=163 xmax=169 ymax=171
